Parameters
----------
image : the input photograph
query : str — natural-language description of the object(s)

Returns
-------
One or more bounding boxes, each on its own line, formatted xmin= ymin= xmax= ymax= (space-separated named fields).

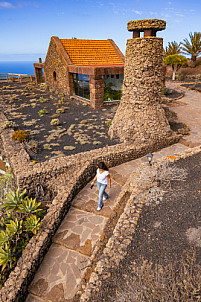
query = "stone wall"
xmin=0 ymin=112 xmax=180 ymax=301
xmin=44 ymin=39 xmax=69 ymax=95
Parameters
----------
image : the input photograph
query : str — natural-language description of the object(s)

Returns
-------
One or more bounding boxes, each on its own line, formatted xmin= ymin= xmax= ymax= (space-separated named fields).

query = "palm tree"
xmin=164 ymin=41 xmax=181 ymax=58
xmin=181 ymin=32 xmax=201 ymax=64
xmin=164 ymin=54 xmax=188 ymax=80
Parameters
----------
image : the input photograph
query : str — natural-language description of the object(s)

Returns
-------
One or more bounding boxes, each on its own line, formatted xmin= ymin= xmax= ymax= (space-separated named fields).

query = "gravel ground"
xmin=0 ymin=82 xmax=119 ymax=162
xmin=181 ymin=82 xmax=201 ymax=92
xmin=90 ymin=152 xmax=201 ymax=301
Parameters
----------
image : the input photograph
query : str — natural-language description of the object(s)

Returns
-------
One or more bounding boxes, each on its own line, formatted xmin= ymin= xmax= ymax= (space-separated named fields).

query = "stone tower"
xmin=109 ymin=19 xmax=172 ymax=144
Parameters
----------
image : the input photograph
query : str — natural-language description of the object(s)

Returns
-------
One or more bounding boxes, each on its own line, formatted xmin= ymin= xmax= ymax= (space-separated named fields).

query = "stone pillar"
xmin=109 ymin=19 xmax=171 ymax=143
xmin=90 ymin=75 xmax=104 ymax=109
xmin=66 ymin=69 xmax=74 ymax=96
xmin=34 ymin=67 xmax=43 ymax=85
xmin=34 ymin=58 xmax=44 ymax=85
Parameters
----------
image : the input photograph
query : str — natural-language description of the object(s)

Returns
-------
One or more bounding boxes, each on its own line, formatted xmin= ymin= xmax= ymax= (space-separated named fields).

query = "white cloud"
xmin=132 ymin=10 xmax=142 ymax=15
xmin=149 ymin=11 xmax=158 ymax=16
xmin=0 ymin=1 xmax=14 ymax=8
xmin=175 ymin=13 xmax=184 ymax=17
xmin=17 ymin=1 xmax=39 ymax=8
xmin=97 ymin=1 xmax=104 ymax=7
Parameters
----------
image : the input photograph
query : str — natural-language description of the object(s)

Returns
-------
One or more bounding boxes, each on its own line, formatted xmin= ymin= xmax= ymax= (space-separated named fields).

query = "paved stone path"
xmin=166 ymin=81 xmax=201 ymax=147
xmin=26 ymin=83 xmax=201 ymax=301
xmin=26 ymin=180 xmax=122 ymax=302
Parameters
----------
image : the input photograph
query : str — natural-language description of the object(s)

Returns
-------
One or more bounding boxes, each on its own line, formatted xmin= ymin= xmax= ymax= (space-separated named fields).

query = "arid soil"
xmin=0 ymin=82 xmax=119 ymax=162
xmin=90 ymin=152 xmax=201 ymax=301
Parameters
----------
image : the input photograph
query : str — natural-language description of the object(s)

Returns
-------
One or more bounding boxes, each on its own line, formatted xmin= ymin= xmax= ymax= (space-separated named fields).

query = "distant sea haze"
xmin=0 ymin=61 xmax=35 ymax=75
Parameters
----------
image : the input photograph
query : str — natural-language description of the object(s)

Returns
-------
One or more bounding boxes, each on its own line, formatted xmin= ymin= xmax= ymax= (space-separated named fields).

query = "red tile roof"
xmin=60 ymin=39 xmax=124 ymax=66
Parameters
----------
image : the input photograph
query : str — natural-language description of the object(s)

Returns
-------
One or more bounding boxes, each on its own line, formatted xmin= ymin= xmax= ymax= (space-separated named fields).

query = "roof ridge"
xmin=59 ymin=38 xmax=124 ymax=66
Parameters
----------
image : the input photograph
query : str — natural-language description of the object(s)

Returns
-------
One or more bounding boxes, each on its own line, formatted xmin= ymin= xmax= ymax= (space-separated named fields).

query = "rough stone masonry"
xmin=109 ymin=19 xmax=172 ymax=144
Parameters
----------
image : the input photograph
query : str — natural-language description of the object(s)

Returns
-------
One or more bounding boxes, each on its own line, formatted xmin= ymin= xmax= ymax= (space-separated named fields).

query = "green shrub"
xmin=104 ymin=82 xmax=122 ymax=102
xmin=0 ymin=188 xmax=44 ymax=288
xmin=58 ymin=97 xmax=64 ymax=104
xmin=1 ymin=121 xmax=15 ymax=130
xmin=39 ymin=97 xmax=45 ymax=102
xmin=56 ymin=108 xmax=65 ymax=114
xmin=24 ymin=140 xmax=39 ymax=153
xmin=11 ymin=130 xmax=29 ymax=142
xmin=0 ymin=168 xmax=15 ymax=205
xmin=50 ymin=118 xmax=60 ymax=126
xmin=106 ymin=120 xmax=112 ymax=128
xmin=38 ymin=109 xmax=48 ymax=116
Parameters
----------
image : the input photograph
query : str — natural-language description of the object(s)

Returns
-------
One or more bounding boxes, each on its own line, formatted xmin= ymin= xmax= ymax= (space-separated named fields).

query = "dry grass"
xmin=133 ymin=161 xmax=187 ymax=206
xmin=115 ymin=252 xmax=201 ymax=302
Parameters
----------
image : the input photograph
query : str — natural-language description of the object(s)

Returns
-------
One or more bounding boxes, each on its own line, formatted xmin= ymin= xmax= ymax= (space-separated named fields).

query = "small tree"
xmin=163 ymin=41 xmax=181 ymax=58
xmin=164 ymin=54 xmax=188 ymax=81
xmin=181 ymin=32 xmax=201 ymax=66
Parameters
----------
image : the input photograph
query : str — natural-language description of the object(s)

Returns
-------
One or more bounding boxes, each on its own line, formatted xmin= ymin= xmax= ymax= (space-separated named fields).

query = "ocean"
xmin=0 ymin=61 xmax=35 ymax=75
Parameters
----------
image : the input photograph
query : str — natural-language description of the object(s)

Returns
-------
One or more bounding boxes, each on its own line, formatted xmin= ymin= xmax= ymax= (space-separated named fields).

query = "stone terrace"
xmin=26 ymin=82 xmax=201 ymax=301
xmin=0 ymin=81 xmax=201 ymax=302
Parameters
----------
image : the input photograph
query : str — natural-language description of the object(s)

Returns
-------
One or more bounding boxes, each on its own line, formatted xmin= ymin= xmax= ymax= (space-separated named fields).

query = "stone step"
xmin=27 ymin=244 xmax=90 ymax=301
xmin=53 ymin=207 xmax=108 ymax=257
xmin=71 ymin=180 xmax=122 ymax=217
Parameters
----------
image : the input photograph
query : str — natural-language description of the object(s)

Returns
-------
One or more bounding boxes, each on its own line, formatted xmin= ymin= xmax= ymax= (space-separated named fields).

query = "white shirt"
xmin=97 ymin=168 xmax=109 ymax=185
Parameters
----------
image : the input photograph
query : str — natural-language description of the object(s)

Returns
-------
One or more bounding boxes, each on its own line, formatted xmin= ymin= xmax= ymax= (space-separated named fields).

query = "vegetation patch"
xmin=38 ymin=109 xmax=48 ymax=116
xmin=50 ymin=118 xmax=60 ymax=126
xmin=11 ymin=130 xmax=29 ymax=142
xmin=0 ymin=188 xmax=45 ymax=289
xmin=1 ymin=121 xmax=15 ymax=130
xmin=63 ymin=146 xmax=76 ymax=150
xmin=23 ymin=119 xmax=37 ymax=127
xmin=0 ymin=82 xmax=119 ymax=161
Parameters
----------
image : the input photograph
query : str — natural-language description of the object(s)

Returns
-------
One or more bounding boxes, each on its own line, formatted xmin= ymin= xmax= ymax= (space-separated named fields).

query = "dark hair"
xmin=98 ymin=161 xmax=108 ymax=171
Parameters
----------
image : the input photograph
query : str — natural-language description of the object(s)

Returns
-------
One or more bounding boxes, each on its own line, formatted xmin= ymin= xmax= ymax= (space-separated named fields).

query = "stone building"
xmin=109 ymin=19 xmax=172 ymax=144
xmin=41 ymin=37 xmax=124 ymax=109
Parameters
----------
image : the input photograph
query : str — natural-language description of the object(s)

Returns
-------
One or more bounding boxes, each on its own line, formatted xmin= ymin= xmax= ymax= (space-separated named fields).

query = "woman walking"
xmin=91 ymin=161 xmax=111 ymax=211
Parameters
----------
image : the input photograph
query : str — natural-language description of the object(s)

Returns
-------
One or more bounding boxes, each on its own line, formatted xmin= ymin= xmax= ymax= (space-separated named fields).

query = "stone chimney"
xmin=109 ymin=19 xmax=172 ymax=144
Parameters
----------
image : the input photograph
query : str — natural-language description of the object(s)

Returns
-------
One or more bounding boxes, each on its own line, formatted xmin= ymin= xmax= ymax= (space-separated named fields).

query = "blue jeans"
xmin=97 ymin=181 xmax=108 ymax=208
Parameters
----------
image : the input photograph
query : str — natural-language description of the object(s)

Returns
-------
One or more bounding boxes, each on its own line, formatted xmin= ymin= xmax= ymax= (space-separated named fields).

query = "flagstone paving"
xmin=72 ymin=180 xmax=121 ymax=217
xmin=53 ymin=208 xmax=108 ymax=256
xmin=27 ymin=244 xmax=89 ymax=302
xmin=27 ymin=178 xmax=122 ymax=301
xmin=166 ymin=81 xmax=201 ymax=147
xmin=26 ymin=82 xmax=201 ymax=301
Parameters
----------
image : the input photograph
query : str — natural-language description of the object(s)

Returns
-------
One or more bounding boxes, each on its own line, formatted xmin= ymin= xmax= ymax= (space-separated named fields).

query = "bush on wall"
xmin=0 ymin=188 xmax=44 ymax=289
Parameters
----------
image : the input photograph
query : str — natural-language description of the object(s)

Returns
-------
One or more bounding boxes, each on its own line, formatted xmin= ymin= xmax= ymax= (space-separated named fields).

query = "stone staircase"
xmin=25 ymin=143 xmax=190 ymax=302
xmin=26 ymin=177 xmax=122 ymax=301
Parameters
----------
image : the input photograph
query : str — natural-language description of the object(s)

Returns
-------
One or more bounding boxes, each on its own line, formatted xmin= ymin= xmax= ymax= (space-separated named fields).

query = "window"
xmin=72 ymin=73 xmax=90 ymax=100
xmin=104 ymin=74 xmax=124 ymax=102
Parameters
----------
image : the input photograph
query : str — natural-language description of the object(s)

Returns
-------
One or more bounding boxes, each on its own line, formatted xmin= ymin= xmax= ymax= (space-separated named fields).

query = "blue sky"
xmin=0 ymin=0 xmax=200 ymax=61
